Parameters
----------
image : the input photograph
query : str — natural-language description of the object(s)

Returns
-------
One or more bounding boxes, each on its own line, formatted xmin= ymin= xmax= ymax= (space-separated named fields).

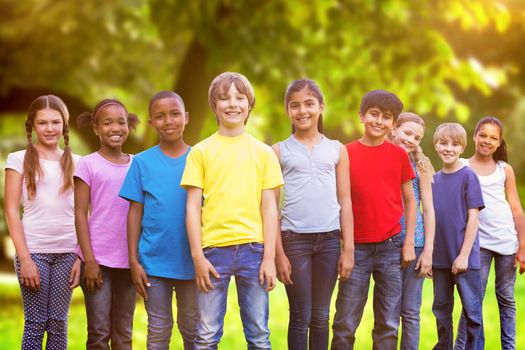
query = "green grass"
xmin=1 ymin=269 xmax=524 ymax=349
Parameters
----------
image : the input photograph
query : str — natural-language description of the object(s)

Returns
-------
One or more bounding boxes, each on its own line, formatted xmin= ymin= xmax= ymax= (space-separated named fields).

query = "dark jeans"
xmin=331 ymin=233 xmax=403 ymax=350
xmin=80 ymin=263 xmax=136 ymax=350
xmin=432 ymin=268 xmax=482 ymax=350
xmin=281 ymin=230 xmax=340 ymax=350
xmin=400 ymin=247 xmax=425 ymax=350
xmin=455 ymin=249 xmax=516 ymax=350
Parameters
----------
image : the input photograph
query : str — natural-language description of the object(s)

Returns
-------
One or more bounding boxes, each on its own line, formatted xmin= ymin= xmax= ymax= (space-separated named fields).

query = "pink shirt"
xmin=75 ymin=152 xmax=132 ymax=268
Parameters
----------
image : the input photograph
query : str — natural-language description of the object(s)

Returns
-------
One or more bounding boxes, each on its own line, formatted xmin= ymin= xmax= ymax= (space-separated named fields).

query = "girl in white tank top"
xmin=456 ymin=116 xmax=525 ymax=349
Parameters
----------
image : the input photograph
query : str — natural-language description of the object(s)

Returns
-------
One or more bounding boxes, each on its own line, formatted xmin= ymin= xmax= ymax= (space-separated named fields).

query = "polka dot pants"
xmin=15 ymin=253 xmax=77 ymax=350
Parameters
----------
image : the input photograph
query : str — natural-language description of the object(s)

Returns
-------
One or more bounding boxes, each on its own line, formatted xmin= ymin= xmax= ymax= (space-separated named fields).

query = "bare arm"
xmin=504 ymin=165 xmax=525 ymax=274
xmin=271 ymin=143 xmax=292 ymax=285
xmin=260 ymin=187 xmax=279 ymax=291
xmin=336 ymin=144 xmax=354 ymax=280
xmin=401 ymin=179 xmax=417 ymax=268
xmin=127 ymin=200 xmax=150 ymax=300
xmin=417 ymin=169 xmax=435 ymax=277
xmin=74 ymin=177 xmax=102 ymax=293
xmin=452 ymin=208 xmax=480 ymax=274
xmin=186 ymin=186 xmax=219 ymax=292
xmin=4 ymin=169 xmax=41 ymax=290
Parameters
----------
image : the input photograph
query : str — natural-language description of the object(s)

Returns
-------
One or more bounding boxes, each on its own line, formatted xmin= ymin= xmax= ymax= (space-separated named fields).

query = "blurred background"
xmin=1 ymin=0 xmax=525 ymax=348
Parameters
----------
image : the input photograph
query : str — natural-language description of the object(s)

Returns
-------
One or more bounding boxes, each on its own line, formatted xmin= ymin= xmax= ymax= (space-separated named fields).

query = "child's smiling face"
xmin=93 ymin=105 xmax=129 ymax=149
xmin=214 ymin=83 xmax=250 ymax=129
xmin=149 ymin=97 xmax=188 ymax=142
xmin=360 ymin=107 xmax=394 ymax=143
xmin=391 ymin=121 xmax=424 ymax=154
xmin=286 ymin=88 xmax=323 ymax=132
xmin=435 ymin=136 xmax=464 ymax=168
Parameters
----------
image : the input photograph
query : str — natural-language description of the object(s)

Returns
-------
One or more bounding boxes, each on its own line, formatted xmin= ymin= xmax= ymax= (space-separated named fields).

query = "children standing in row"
xmin=332 ymin=90 xmax=417 ymax=349
xmin=74 ymin=99 xmax=139 ymax=349
xmin=390 ymin=112 xmax=435 ymax=350
xmin=455 ymin=116 xmax=525 ymax=350
xmin=273 ymin=79 xmax=354 ymax=350
xmin=181 ymin=72 xmax=283 ymax=349
xmin=431 ymin=123 xmax=485 ymax=349
xmin=119 ymin=91 xmax=198 ymax=350
xmin=4 ymin=95 xmax=81 ymax=349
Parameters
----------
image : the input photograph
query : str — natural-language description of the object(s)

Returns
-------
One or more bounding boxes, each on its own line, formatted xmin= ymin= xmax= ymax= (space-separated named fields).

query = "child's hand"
xmin=515 ymin=246 xmax=525 ymax=275
xmin=84 ymin=260 xmax=103 ymax=293
xmin=338 ymin=249 xmax=354 ymax=281
xmin=259 ymin=257 xmax=276 ymax=292
xmin=401 ymin=243 xmax=416 ymax=269
xmin=130 ymin=261 xmax=151 ymax=301
xmin=19 ymin=257 xmax=40 ymax=291
xmin=276 ymin=253 xmax=292 ymax=285
xmin=69 ymin=258 xmax=81 ymax=289
xmin=194 ymin=257 xmax=219 ymax=293
xmin=452 ymin=255 xmax=468 ymax=274
xmin=416 ymin=249 xmax=432 ymax=278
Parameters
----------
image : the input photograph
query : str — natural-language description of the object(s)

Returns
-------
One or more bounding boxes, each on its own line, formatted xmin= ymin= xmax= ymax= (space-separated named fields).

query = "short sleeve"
xmin=400 ymin=149 xmax=415 ymax=183
xmin=180 ymin=147 xmax=204 ymax=189
xmin=74 ymin=156 xmax=92 ymax=187
xmin=466 ymin=170 xmax=485 ymax=211
xmin=5 ymin=151 xmax=23 ymax=175
xmin=119 ymin=157 xmax=145 ymax=204
xmin=262 ymin=147 xmax=284 ymax=190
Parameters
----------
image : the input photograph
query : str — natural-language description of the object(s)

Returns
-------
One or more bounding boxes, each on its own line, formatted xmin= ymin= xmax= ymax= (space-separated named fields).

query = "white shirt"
xmin=6 ymin=150 xmax=79 ymax=253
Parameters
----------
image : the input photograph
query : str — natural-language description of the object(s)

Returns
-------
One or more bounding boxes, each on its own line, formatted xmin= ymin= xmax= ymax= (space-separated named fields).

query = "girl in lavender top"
xmin=74 ymin=99 xmax=139 ymax=349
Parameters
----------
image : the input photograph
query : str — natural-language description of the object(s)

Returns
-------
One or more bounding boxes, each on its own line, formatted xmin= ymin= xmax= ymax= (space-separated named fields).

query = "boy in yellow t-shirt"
xmin=181 ymin=72 xmax=283 ymax=349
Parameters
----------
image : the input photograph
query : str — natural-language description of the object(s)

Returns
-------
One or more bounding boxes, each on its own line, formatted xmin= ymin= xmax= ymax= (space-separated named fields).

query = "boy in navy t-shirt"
xmin=431 ymin=123 xmax=484 ymax=350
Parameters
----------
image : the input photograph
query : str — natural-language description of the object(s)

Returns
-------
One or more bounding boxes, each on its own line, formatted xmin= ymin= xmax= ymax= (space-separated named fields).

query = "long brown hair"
xmin=24 ymin=95 xmax=74 ymax=199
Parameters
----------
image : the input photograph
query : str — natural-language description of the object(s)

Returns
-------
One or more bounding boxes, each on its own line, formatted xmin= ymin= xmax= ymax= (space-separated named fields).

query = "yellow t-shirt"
xmin=181 ymin=132 xmax=283 ymax=248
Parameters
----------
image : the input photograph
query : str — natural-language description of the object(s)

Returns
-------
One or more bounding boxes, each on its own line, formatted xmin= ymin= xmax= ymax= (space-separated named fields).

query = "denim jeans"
xmin=331 ymin=233 xmax=403 ymax=350
xmin=400 ymin=247 xmax=425 ymax=350
xmin=144 ymin=276 xmax=198 ymax=350
xmin=281 ymin=230 xmax=340 ymax=350
xmin=455 ymin=249 xmax=516 ymax=350
xmin=80 ymin=263 xmax=136 ymax=350
xmin=15 ymin=253 xmax=77 ymax=350
xmin=195 ymin=243 xmax=270 ymax=350
xmin=432 ymin=268 xmax=482 ymax=350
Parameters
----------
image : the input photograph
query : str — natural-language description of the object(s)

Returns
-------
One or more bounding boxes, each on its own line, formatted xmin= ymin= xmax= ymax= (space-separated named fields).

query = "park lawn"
xmin=0 ymin=268 xmax=524 ymax=349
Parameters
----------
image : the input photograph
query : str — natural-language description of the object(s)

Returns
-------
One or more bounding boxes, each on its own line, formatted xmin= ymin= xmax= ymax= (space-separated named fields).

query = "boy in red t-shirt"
xmin=331 ymin=90 xmax=417 ymax=350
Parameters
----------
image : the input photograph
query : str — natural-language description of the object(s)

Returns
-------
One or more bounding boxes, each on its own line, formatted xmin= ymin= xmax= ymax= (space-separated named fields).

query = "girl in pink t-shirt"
xmin=74 ymin=99 xmax=139 ymax=349
xmin=4 ymin=95 xmax=81 ymax=349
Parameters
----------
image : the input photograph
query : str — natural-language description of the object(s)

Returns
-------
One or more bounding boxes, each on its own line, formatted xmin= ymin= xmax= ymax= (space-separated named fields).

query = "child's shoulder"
xmin=7 ymin=149 xmax=26 ymax=160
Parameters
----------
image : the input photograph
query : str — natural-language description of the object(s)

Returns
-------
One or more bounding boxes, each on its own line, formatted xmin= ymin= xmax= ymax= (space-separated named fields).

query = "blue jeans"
xmin=455 ymin=249 xmax=516 ymax=350
xmin=331 ymin=233 xmax=403 ymax=350
xmin=400 ymin=247 xmax=425 ymax=350
xmin=281 ymin=230 xmax=340 ymax=350
xmin=144 ymin=276 xmax=198 ymax=350
xmin=195 ymin=243 xmax=270 ymax=350
xmin=15 ymin=253 xmax=77 ymax=350
xmin=80 ymin=263 xmax=136 ymax=350
xmin=432 ymin=268 xmax=482 ymax=350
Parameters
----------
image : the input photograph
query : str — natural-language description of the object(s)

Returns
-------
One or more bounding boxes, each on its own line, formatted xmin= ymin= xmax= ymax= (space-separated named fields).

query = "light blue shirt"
xmin=279 ymin=135 xmax=341 ymax=233
xmin=119 ymin=145 xmax=194 ymax=279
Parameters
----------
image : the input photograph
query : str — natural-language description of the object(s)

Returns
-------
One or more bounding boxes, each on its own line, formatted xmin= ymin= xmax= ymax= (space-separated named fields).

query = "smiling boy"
xmin=431 ymin=123 xmax=484 ymax=349
xmin=331 ymin=90 xmax=417 ymax=350
xmin=181 ymin=72 xmax=283 ymax=349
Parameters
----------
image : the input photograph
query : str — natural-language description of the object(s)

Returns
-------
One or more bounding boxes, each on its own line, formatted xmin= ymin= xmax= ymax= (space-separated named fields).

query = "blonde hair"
xmin=432 ymin=122 xmax=467 ymax=148
xmin=208 ymin=72 xmax=255 ymax=124
xmin=395 ymin=112 xmax=434 ymax=175
xmin=24 ymin=95 xmax=74 ymax=199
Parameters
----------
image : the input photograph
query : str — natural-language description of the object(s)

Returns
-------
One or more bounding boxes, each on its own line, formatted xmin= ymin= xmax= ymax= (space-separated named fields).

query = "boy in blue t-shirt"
xmin=431 ymin=123 xmax=484 ymax=350
xmin=119 ymin=91 xmax=198 ymax=349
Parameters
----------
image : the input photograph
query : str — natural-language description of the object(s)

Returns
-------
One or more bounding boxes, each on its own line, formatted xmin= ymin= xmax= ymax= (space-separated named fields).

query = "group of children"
xmin=4 ymin=72 xmax=524 ymax=350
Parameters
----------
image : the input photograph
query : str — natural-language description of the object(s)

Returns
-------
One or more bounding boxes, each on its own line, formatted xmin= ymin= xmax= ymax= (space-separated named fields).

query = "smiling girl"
xmin=74 ymin=99 xmax=139 ymax=349
xmin=4 ymin=95 xmax=80 ymax=349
